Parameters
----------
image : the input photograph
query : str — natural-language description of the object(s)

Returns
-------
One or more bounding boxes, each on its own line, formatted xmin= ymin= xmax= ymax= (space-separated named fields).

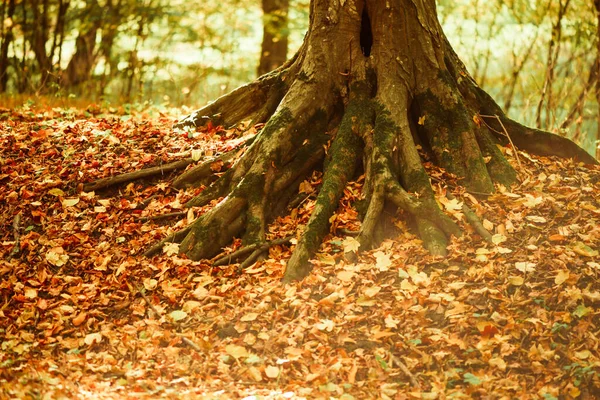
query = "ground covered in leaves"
xmin=1 ymin=102 xmax=599 ymax=399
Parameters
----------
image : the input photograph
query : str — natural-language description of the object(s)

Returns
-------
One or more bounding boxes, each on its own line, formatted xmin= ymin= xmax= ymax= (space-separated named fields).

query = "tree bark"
xmin=62 ymin=1 xmax=101 ymax=91
xmin=0 ymin=0 xmax=15 ymax=92
xmin=595 ymin=0 xmax=600 ymax=159
xmin=257 ymin=0 xmax=289 ymax=76
xmin=148 ymin=0 xmax=597 ymax=282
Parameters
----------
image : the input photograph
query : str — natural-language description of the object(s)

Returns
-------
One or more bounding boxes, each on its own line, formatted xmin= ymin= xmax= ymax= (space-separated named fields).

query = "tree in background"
xmin=257 ymin=0 xmax=289 ymax=76
xmin=159 ymin=0 xmax=596 ymax=281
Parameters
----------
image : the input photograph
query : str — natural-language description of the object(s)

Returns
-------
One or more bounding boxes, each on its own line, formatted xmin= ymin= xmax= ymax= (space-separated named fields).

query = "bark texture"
xmin=155 ymin=0 xmax=596 ymax=282
xmin=258 ymin=0 xmax=289 ymax=76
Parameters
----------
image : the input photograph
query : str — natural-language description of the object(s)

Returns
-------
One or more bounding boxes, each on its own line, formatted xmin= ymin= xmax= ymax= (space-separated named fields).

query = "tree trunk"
xmin=257 ymin=0 xmax=289 ymax=76
xmin=29 ymin=0 xmax=53 ymax=88
xmin=146 ymin=0 xmax=596 ymax=282
xmin=595 ymin=0 xmax=600 ymax=159
xmin=0 ymin=0 xmax=15 ymax=92
xmin=62 ymin=1 xmax=101 ymax=91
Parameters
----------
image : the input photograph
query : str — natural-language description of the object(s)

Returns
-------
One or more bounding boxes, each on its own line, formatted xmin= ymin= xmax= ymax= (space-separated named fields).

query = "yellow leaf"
xmin=48 ymin=188 xmax=65 ymax=197
xmin=265 ymin=365 xmax=280 ymax=379
xmin=248 ymin=366 xmax=262 ymax=382
xmin=337 ymin=270 xmax=355 ymax=282
xmin=45 ymin=247 xmax=69 ymax=267
xmin=364 ymin=286 xmax=381 ymax=298
xmin=342 ymin=236 xmax=360 ymax=253
xmin=515 ymin=262 xmax=536 ymax=273
xmin=418 ymin=115 xmax=426 ymax=125
xmin=162 ymin=242 xmax=180 ymax=256
xmin=554 ymin=270 xmax=570 ymax=285
xmin=84 ymin=332 xmax=103 ymax=346
xmin=191 ymin=149 xmax=203 ymax=161
xmin=143 ymin=278 xmax=158 ymax=291
xmin=24 ymin=288 xmax=38 ymax=299
xmin=574 ymin=350 xmax=591 ymax=359
xmin=488 ymin=357 xmax=507 ymax=371
xmin=569 ymin=242 xmax=598 ymax=257
xmin=241 ymin=312 xmax=259 ymax=322
xmin=508 ymin=276 xmax=524 ymax=286
xmin=182 ymin=300 xmax=202 ymax=313
xmin=374 ymin=251 xmax=392 ymax=271
xmin=400 ymin=279 xmax=417 ymax=292
xmin=61 ymin=197 xmax=80 ymax=207
xmin=492 ymin=234 xmax=507 ymax=245
xmin=225 ymin=344 xmax=248 ymax=359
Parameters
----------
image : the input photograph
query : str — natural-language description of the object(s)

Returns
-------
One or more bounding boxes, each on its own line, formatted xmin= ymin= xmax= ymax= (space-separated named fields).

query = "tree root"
xmin=212 ymin=236 xmax=293 ymax=267
xmin=446 ymin=192 xmax=493 ymax=244
xmin=143 ymin=6 xmax=596 ymax=282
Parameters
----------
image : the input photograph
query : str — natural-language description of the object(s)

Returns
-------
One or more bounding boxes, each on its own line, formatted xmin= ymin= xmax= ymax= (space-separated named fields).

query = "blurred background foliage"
xmin=0 ymin=0 xmax=598 ymax=155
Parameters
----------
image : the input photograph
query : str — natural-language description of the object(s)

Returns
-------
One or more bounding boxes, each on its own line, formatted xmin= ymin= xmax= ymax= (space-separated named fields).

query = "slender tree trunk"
xmin=29 ymin=0 xmax=53 ymax=89
xmin=257 ymin=0 xmax=289 ymax=76
xmin=595 ymin=0 xmax=600 ymax=159
xmin=0 ymin=0 xmax=15 ymax=92
xmin=62 ymin=1 xmax=101 ymax=91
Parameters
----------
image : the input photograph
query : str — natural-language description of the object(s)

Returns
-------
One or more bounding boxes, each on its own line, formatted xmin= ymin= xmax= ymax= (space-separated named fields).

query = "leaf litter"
xmin=0 ymin=104 xmax=599 ymax=399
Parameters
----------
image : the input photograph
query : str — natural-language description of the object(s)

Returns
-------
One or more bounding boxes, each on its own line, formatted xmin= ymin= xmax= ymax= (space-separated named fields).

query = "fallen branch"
xmin=137 ymin=211 xmax=187 ymax=222
xmin=389 ymin=351 xmax=421 ymax=389
xmin=83 ymin=158 xmax=194 ymax=192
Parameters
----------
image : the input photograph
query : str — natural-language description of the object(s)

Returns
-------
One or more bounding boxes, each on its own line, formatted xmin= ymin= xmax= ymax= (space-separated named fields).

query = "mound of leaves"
xmin=0 ymin=104 xmax=599 ymax=399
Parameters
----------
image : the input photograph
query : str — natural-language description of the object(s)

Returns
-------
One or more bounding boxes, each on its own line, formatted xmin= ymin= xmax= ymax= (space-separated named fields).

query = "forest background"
xmin=0 ymin=0 xmax=599 ymax=157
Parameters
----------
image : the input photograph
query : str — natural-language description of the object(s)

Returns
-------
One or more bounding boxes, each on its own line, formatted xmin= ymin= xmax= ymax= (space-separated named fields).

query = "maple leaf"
xmin=342 ymin=236 xmax=360 ymax=253
xmin=373 ymin=251 xmax=392 ymax=271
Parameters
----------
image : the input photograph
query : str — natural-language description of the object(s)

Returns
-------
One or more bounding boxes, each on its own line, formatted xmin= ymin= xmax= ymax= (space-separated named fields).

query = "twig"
xmin=389 ymin=352 xmax=421 ymax=389
xmin=137 ymin=194 xmax=159 ymax=210
xmin=129 ymin=281 xmax=202 ymax=353
xmin=8 ymin=213 xmax=21 ymax=259
xmin=479 ymin=114 xmax=523 ymax=170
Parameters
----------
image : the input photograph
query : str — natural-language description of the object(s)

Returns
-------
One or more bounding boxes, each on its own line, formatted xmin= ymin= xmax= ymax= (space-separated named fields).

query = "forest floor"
xmin=0 ymin=102 xmax=599 ymax=399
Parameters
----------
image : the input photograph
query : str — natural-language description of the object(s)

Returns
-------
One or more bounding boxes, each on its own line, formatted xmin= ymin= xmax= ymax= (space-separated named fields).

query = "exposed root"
xmin=212 ymin=236 xmax=293 ymax=267
xmin=178 ymin=196 xmax=246 ymax=261
xmin=283 ymin=81 xmax=371 ymax=282
xmin=83 ymin=137 xmax=252 ymax=193
xmin=172 ymin=136 xmax=255 ymax=189
xmin=446 ymin=192 xmax=493 ymax=244
xmin=143 ymin=3 xmax=595 ymax=282
xmin=144 ymin=225 xmax=192 ymax=257
xmin=174 ymin=69 xmax=287 ymax=130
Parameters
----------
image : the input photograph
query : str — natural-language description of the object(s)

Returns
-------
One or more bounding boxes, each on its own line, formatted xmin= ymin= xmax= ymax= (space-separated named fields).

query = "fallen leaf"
xmin=169 ymin=310 xmax=187 ymax=322
xmin=84 ymin=332 xmax=102 ymax=346
xmin=265 ymin=365 xmax=280 ymax=379
xmin=554 ymin=270 xmax=569 ymax=285
xmin=225 ymin=344 xmax=248 ymax=359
